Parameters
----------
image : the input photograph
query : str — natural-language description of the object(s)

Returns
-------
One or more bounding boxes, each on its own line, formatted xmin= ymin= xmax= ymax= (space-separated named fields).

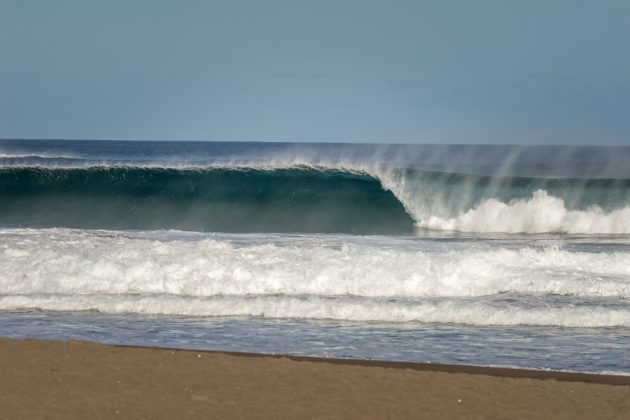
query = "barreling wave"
xmin=1 ymin=161 xmax=630 ymax=234
xmin=0 ymin=165 xmax=413 ymax=234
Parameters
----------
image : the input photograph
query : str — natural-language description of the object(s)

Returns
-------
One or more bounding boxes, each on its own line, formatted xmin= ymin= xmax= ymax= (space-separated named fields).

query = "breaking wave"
xmin=1 ymin=228 xmax=629 ymax=327
xmin=0 ymin=166 xmax=413 ymax=234
xmin=1 ymin=155 xmax=629 ymax=235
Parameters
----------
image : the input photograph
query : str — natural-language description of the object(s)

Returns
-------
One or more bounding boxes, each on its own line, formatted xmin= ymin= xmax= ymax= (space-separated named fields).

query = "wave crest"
xmin=1 ymin=160 xmax=629 ymax=235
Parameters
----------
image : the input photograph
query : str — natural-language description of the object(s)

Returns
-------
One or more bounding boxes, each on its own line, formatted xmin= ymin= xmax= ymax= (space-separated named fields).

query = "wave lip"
xmin=1 ymin=159 xmax=629 ymax=235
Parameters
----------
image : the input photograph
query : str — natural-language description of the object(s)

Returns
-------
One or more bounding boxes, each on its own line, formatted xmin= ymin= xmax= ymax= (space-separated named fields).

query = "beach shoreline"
xmin=113 ymin=343 xmax=630 ymax=385
xmin=1 ymin=337 xmax=629 ymax=419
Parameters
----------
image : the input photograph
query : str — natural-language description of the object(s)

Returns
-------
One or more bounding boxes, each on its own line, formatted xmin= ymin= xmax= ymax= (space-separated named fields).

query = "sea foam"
xmin=1 ymin=228 xmax=629 ymax=327
xmin=414 ymin=190 xmax=630 ymax=234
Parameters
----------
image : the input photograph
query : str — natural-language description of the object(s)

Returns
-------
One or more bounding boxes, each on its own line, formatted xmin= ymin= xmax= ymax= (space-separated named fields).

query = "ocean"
xmin=1 ymin=139 xmax=629 ymax=373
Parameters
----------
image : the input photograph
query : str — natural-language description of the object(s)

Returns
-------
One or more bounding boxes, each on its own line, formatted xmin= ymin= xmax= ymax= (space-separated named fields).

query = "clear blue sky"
xmin=1 ymin=0 xmax=629 ymax=144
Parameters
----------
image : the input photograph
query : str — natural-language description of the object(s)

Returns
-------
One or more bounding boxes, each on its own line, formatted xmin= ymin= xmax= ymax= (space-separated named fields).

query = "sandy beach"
xmin=1 ymin=338 xmax=628 ymax=419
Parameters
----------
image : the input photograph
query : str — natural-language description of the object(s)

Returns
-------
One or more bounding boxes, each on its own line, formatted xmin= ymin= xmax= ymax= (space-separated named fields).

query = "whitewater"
xmin=1 ymin=140 xmax=629 ymax=373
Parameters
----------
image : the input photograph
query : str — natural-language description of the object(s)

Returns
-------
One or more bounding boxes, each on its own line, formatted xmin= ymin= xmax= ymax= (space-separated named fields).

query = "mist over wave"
xmin=2 ymin=140 xmax=630 ymax=235
xmin=1 ymin=163 xmax=629 ymax=235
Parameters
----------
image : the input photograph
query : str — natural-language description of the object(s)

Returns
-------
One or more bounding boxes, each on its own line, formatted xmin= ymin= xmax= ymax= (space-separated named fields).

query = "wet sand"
xmin=1 ymin=337 xmax=629 ymax=419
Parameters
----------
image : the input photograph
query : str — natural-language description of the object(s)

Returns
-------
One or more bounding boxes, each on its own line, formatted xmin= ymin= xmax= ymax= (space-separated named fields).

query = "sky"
xmin=1 ymin=0 xmax=629 ymax=144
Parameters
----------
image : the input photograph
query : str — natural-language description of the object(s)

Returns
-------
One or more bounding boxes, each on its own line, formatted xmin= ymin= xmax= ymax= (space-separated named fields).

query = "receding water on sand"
xmin=1 ymin=310 xmax=629 ymax=374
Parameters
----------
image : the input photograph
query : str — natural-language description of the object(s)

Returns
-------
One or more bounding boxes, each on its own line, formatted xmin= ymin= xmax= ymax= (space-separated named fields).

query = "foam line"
xmin=1 ymin=229 xmax=629 ymax=326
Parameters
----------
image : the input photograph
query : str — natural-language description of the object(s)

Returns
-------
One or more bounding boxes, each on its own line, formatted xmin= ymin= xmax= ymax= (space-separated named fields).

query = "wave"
xmin=3 ymin=295 xmax=629 ymax=328
xmin=375 ymin=168 xmax=630 ymax=235
xmin=418 ymin=190 xmax=630 ymax=234
xmin=1 ymin=162 xmax=629 ymax=234
xmin=0 ymin=166 xmax=413 ymax=234
xmin=1 ymin=229 xmax=629 ymax=327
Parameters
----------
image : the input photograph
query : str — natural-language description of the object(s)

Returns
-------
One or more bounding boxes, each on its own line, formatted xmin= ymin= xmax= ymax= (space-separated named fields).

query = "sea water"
xmin=1 ymin=140 xmax=629 ymax=373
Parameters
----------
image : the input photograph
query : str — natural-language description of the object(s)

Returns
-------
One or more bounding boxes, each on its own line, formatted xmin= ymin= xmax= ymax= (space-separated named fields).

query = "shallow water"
xmin=2 ymin=311 xmax=629 ymax=374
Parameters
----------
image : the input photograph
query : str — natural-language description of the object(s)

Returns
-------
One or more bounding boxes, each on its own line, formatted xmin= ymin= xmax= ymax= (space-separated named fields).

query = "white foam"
xmin=2 ymin=228 xmax=630 ymax=298
xmin=415 ymin=190 xmax=630 ymax=234
xmin=1 ymin=294 xmax=629 ymax=328
xmin=1 ymin=228 xmax=629 ymax=327
xmin=0 ymin=153 xmax=78 ymax=159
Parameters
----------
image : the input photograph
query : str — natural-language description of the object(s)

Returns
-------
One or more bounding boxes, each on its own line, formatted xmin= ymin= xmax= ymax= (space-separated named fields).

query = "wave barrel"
xmin=0 ymin=167 xmax=415 ymax=234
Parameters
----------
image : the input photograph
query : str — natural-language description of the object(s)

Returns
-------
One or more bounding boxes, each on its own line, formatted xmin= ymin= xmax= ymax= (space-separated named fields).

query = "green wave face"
xmin=0 ymin=167 xmax=415 ymax=234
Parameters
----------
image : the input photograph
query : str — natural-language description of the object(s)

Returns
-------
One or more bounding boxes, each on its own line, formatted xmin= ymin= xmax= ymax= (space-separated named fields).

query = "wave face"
xmin=0 ymin=166 xmax=413 ymax=234
xmin=1 ymin=140 xmax=630 ymax=235
xmin=1 ymin=164 xmax=629 ymax=235
xmin=2 ymin=228 xmax=630 ymax=327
